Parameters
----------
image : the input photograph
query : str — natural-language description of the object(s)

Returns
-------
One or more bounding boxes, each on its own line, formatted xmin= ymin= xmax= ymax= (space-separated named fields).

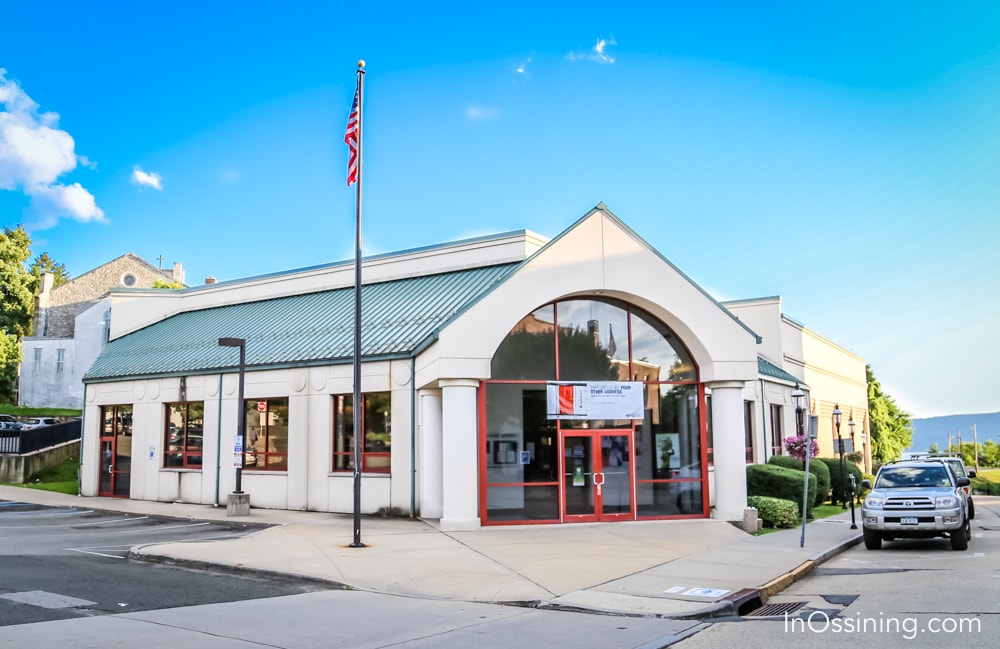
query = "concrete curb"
xmin=757 ymin=533 xmax=863 ymax=600
xmin=127 ymin=547 xmax=352 ymax=591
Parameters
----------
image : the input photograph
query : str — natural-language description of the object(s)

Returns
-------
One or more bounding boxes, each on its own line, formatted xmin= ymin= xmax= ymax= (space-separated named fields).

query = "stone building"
xmin=18 ymin=254 xmax=185 ymax=409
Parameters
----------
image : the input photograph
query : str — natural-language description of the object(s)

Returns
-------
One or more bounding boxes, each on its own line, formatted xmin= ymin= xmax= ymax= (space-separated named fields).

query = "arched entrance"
xmin=480 ymin=298 xmax=706 ymax=525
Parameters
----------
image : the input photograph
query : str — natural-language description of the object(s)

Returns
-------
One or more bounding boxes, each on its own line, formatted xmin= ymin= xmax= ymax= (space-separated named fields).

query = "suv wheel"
xmin=863 ymin=527 xmax=882 ymax=550
xmin=968 ymin=499 xmax=975 ymax=520
xmin=950 ymin=519 xmax=970 ymax=551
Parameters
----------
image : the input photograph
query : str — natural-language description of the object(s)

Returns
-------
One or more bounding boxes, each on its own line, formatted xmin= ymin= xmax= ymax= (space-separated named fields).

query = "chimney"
xmin=172 ymin=262 xmax=185 ymax=285
xmin=205 ymin=276 xmax=217 ymax=285
xmin=38 ymin=271 xmax=53 ymax=296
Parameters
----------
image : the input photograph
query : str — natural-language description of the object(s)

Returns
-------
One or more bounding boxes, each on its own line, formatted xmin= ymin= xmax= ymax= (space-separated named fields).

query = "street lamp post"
xmin=847 ymin=415 xmax=857 ymax=528
xmin=834 ymin=404 xmax=845 ymax=510
xmin=794 ymin=385 xmax=810 ymax=548
xmin=219 ymin=337 xmax=248 ymax=515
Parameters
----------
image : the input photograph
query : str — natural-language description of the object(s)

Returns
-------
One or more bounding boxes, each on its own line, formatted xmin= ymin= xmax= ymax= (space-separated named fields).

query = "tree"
xmin=867 ymin=364 xmax=913 ymax=465
xmin=152 ymin=279 xmax=185 ymax=289
xmin=0 ymin=225 xmax=34 ymax=402
xmin=29 ymin=252 xmax=71 ymax=290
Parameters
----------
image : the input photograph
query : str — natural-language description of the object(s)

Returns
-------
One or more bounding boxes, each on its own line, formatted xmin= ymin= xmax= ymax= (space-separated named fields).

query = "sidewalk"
xmin=0 ymin=486 xmax=862 ymax=619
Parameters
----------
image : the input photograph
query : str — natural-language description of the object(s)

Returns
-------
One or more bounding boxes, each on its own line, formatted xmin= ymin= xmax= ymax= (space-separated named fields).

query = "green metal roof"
xmin=757 ymin=357 xmax=801 ymax=385
xmin=84 ymin=264 xmax=519 ymax=382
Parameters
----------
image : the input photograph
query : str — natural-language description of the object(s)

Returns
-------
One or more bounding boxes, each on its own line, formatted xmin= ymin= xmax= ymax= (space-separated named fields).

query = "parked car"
xmin=861 ymin=459 xmax=971 ymax=551
xmin=0 ymin=414 xmax=23 ymax=431
xmin=21 ymin=417 xmax=61 ymax=430
xmin=908 ymin=453 xmax=976 ymax=519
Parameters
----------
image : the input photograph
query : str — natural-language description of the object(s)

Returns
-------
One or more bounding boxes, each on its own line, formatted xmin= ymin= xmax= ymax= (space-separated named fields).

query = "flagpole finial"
xmin=357 ymin=60 xmax=365 ymax=70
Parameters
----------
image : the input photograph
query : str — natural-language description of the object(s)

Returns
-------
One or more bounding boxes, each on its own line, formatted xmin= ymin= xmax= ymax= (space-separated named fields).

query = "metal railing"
xmin=0 ymin=420 xmax=81 ymax=454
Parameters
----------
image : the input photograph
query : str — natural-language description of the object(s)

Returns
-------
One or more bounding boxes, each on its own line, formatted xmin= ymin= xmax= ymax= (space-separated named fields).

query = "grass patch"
xmin=19 ymin=481 xmax=78 ymax=495
xmin=976 ymin=468 xmax=1000 ymax=482
xmin=29 ymin=455 xmax=80 ymax=483
xmin=0 ymin=405 xmax=81 ymax=417
xmin=1 ymin=456 xmax=79 ymax=495
xmin=972 ymin=468 xmax=1000 ymax=495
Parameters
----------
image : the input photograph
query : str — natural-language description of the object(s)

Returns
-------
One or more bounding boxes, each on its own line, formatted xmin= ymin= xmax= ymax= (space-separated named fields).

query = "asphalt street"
xmin=0 ymin=503 xmax=323 ymax=627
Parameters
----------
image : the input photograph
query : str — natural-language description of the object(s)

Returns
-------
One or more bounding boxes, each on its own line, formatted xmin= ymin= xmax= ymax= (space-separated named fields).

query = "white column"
xmin=708 ymin=380 xmax=748 ymax=522
xmin=440 ymin=379 xmax=480 ymax=530
xmin=418 ymin=389 xmax=443 ymax=519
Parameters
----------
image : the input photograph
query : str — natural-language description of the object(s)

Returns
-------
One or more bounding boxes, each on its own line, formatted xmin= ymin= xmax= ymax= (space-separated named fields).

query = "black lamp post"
xmin=219 ymin=337 xmax=246 ymax=494
xmin=847 ymin=414 xmax=857 ymax=528
xmin=834 ymin=404 xmax=845 ymax=510
xmin=794 ymin=385 xmax=809 ymax=547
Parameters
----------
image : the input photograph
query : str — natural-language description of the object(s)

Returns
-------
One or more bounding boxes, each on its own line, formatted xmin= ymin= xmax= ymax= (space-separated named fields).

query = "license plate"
xmin=901 ymin=517 xmax=918 ymax=525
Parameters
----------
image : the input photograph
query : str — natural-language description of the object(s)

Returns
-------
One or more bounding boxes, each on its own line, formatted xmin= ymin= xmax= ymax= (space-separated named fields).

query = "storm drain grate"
xmin=745 ymin=601 xmax=807 ymax=617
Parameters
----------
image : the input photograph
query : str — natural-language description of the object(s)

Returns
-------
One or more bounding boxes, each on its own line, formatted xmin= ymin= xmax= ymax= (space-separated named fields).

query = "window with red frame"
xmin=164 ymin=401 xmax=204 ymax=468
xmin=332 ymin=392 xmax=391 ymax=473
xmin=243 ymin=398 xmax=288 ymax=471
xmin=770 ymin=403 xmax=783 ymax=456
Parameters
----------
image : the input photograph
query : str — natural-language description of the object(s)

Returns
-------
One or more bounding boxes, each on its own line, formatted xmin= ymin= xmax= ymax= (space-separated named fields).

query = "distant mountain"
xmin=906 ymin=412 xmax=1000 ymax=454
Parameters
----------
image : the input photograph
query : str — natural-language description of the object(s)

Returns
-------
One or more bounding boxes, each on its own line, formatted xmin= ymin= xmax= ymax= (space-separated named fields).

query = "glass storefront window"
xmin=244 ymin=398 xmax=288 ymax=471
xmin=332 ymin=392 xmax=391 ymax=473
xmin=491 ymin=305 xmax=556 ymax=380
xmin=630 ymin=311 xmax=695 ymax=382
xmin=485 ymin=298 xmax=703 ymax=524
xmin=164 ymin=401 xmax=204 ymax=468
xmin=485 ymin=485 xmax=560 ymax=521
xmin=555 ymin=300 xmax=626 ymax=381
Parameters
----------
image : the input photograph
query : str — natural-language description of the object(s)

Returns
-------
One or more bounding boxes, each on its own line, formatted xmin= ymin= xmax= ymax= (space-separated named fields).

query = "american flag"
xmin=608 ymin=323 xmax=618 ymax=358
xmin=345 ymin=86 xmax=360 ymax=186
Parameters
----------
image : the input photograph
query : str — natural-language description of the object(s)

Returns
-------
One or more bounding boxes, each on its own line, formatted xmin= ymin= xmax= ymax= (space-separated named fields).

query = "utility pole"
xmin=973 ymin=424 xmax=979 ymax=473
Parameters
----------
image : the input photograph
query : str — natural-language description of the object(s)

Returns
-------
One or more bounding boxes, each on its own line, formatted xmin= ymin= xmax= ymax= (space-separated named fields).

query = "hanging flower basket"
xmin=784 ymin=435 xmax=819 ymax=460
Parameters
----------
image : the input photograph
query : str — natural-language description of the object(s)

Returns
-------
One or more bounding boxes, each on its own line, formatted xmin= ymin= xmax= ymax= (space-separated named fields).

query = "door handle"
xmin=594 ymin=472 xmax=605 ymax=496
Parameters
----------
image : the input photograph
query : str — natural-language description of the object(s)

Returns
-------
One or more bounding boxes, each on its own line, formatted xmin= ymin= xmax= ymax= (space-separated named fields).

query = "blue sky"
xmin=2 ymin=1 xmax=998 ymax=418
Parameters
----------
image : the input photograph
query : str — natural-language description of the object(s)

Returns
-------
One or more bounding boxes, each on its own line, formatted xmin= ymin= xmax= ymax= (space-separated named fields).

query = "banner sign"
xmin=546 ymin=381 xmax=644 ymax=420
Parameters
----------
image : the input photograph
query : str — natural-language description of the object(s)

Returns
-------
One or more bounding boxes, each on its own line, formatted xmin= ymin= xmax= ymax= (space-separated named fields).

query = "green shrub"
xmin=768 ymin=455 xmax=831 ymax=507
xmin=747 ymin=463 xmax=816 ymax=518
xmin=817 ymin=458 xmax=864 ymax=505
xmin=748 ymin=495 xmax=799 ymax=528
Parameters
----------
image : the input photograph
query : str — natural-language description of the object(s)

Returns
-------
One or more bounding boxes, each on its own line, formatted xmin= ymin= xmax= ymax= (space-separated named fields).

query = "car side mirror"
xmin=967 ymin=470 xmax=976 ymax=478
xmin=861 ymin=479 xmax=871 ymax=490
xmin=956 ymin=476 xmax=971 ymax=487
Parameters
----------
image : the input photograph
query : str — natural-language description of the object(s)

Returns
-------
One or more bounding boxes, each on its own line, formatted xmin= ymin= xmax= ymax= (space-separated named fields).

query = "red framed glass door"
xmin=98 ymin=405 xmax=132 ymax=498
xmin=561 ymin=431 xmax=634 ymax=522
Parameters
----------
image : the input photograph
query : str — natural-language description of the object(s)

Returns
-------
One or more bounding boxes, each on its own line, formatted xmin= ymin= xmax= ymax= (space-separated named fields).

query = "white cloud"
xmin=514 ymin=54 xmax=533 ymax=77
xmin=466 ymin=105 xmax=499 ymax=121
xmin=0 ymin=68 xmax=103 ymax=228
xmin=567 ymin=36 xmax=617 ymax=64
xmin=130 ymin=165 xmax=163 ymax=190
xmin=29 ymin=182 xmax=106 ymax=228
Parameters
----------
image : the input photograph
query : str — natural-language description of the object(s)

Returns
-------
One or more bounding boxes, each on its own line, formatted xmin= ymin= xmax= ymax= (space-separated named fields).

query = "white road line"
xmin=120 ymin=521 xmax=212 ymax=534
xmin=67 ymin=547 xmax=128 ymax=559
xmin=71 ymin=515 xmax=146 ymax=526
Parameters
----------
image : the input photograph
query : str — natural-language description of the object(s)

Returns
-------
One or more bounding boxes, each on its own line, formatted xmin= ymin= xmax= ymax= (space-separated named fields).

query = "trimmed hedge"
xmin=816 ymin=457 xmax=864 ymax=505
xmin=746 ymin=463 xmax=816 ymax=518
xmin=768 ymin=455 xmax=831 ymax=507
xmin=748 ymin=495 xmax=799 ymax=528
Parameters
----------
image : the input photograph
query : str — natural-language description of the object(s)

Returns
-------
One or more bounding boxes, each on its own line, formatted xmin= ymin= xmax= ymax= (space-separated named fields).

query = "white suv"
xmin=861 ymin=460 xmax=971 ymax=551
